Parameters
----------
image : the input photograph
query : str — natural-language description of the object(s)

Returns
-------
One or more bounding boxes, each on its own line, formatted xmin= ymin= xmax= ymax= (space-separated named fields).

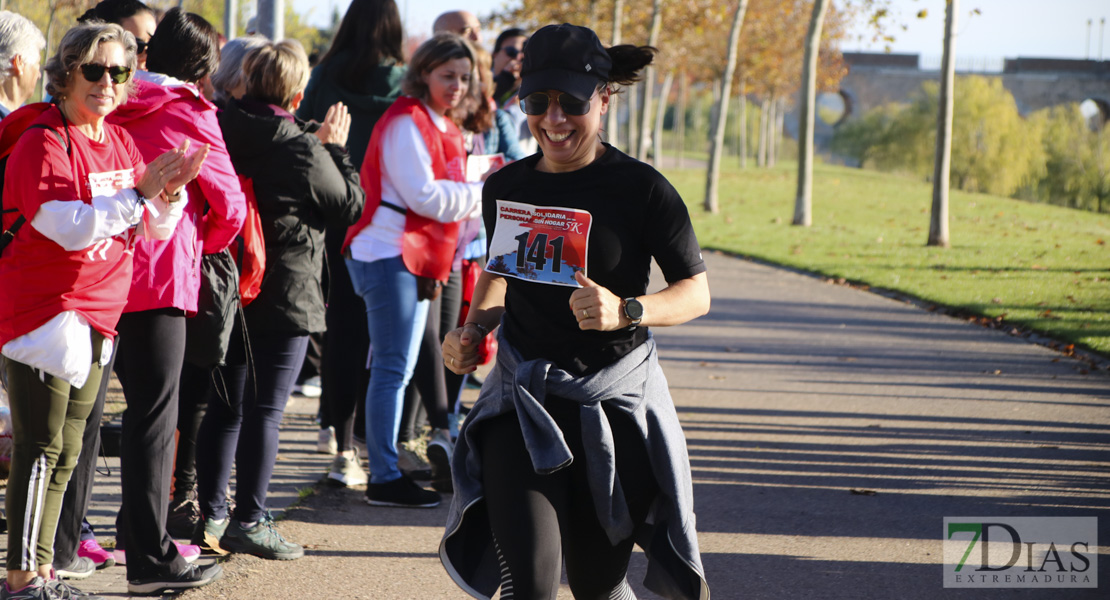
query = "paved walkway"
xmin=19 ymin=251 xmax=1108 ymax=599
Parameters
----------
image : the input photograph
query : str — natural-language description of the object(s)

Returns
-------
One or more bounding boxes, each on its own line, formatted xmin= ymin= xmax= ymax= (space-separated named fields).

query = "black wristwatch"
xmin=622 ymin=297 xmax=643 ymax=327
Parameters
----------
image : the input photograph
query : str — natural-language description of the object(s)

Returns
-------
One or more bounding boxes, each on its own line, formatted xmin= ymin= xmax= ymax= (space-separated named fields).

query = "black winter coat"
xmin=219 ymin=98 xmax=364 ymax=335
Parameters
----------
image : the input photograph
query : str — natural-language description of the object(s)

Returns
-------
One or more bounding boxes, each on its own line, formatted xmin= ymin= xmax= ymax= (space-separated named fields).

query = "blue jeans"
xmin=346 ymin=255 xmax=429 ymax=484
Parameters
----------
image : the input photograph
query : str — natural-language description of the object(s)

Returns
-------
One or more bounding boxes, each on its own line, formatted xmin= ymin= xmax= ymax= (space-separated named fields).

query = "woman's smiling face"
xmin=528 ymin=86 xmax=609 ymax=173
xmin=66 ymin=41 xmax=130 ymax=128
xmin=423 ymin=57 xmax=472 ymax=116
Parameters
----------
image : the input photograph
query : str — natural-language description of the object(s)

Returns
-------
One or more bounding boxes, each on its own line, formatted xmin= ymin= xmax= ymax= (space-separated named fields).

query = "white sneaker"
xmin=327 ymin=452 xmax=368 ymax=487
xmin=294 ymin=375 xmax=322 ymax=398
xmin=317 ymin=426 xmax=337 ymax=455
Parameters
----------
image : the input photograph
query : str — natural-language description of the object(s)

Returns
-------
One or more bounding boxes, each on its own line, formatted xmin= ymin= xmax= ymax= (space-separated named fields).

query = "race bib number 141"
xmin=485 ymin=200 xmax=592 ymax=287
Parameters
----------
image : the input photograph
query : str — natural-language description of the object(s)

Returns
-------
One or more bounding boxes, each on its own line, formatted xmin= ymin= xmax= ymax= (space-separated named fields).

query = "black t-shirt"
xmin=483 ymin=145 xmax=706 ymax=375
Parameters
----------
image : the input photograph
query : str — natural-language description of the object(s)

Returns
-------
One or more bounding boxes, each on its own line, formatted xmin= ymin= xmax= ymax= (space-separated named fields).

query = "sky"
xmin=292 ymin=0 xmax=1109 ymax=62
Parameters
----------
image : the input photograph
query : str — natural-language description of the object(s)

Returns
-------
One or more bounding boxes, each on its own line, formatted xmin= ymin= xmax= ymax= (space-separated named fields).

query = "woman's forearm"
xmin=464 ymin=271 xmax=507 ymax=332
xmin=636 ymin=272 xmax=711 ymax=328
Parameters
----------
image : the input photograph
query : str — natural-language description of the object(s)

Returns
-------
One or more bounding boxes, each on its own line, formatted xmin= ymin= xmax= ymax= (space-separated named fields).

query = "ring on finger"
xmin=581 ymin=308 xmax=589 ymax=319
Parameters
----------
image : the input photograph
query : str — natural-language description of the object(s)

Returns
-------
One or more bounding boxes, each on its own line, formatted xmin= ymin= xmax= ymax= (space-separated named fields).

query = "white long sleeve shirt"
xmin=348 ymin=101 xmax=482 ymax=264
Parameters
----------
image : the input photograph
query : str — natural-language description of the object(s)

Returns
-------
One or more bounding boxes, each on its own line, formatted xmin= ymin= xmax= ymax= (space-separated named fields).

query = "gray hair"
xmin=0 ymin=11 xmax=45 ymax=85
xmin=210 ymin=35 xmax=267 ymax=105
xmin=45 ymin=21 xmax=137 ymax=102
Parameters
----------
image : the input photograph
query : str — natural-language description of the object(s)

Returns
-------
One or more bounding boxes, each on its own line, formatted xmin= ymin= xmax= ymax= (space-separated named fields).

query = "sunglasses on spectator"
xmin=79 ymin=63 xmax=132 ymax=84
xmin=520 ymin=92 xmax=593 ymax=116
xmin=500 ymin=46 xmax=522 ymax=59
xmin=136 ymin=39 xmax=148 ymax=54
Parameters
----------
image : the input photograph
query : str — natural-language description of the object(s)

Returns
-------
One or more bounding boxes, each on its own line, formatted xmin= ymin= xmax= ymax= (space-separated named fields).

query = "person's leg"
xmin=216 ymin=329 xmax=307 ymax=560
xmin=553 ymin=399 xmax=660 ymax=600
xmin=195 ymin=322 xmax=248 ymax=525
xmin=440 ymin=269 xmax=465 ymax=413
xmin=230 ymin=331 xmax=309 ymax=523
xmin=4 ymin=332 xmax=102 ymax=588
xmin=53 ymin=347 xmax=113 ymax=574
xmin=412 ymin=295 xmax=450 ymax=432
xmin=321 ymin=230 xmax=369 ymax=454
xmin=479 ymin=413 xmax=565 ymax=599
xmin=113 ymin=309 xmax=189 ymax=580
xmin=168 ymin=361 xmax=211 ymax=539
xmin=346 ymin=256 xmax=429 ymax=485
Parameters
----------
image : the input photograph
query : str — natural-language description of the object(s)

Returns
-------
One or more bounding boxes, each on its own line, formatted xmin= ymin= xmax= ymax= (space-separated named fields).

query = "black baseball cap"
xmin=519 ymin=23 xmax=611 ymax=102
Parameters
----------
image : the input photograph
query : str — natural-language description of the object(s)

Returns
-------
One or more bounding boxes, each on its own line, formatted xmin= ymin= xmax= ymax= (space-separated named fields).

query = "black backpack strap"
xmin=1 ymin=114 xmax=72 ymax=254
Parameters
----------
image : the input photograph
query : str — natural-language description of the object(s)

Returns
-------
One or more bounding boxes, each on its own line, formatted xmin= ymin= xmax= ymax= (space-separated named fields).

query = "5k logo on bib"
xmin=486 ymin=200 xmax=592 ymax=287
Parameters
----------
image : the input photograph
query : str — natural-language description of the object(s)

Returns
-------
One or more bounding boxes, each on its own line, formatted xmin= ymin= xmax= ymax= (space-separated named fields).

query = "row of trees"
xmin=831 ymin=75 xmax=1110 ymax=213
xmin=489 ymin=0 xmax=864 ymax=214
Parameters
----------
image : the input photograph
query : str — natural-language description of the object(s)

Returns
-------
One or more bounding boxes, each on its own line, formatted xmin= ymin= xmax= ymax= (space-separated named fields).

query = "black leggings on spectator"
xmin=320 ymin=228 xmax=369 ymax=451
xmin=174 ymin=361 xmax=212 ymax=494
xmin=479 ymin=397 xmax=658 ymax=599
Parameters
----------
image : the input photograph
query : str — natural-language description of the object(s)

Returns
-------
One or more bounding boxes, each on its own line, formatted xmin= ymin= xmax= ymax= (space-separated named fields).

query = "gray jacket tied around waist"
xmin=439 ymin=330 xmax=710 ymax=600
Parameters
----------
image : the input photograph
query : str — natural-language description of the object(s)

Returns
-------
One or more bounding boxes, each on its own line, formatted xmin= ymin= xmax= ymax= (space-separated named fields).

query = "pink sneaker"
xmin=111 ymin=541 xmax=201 ymax=565
xmin=176 ymin=541 xmax=201 ymax=562
xmin=77 ymin=538 xmax=115 ymax=569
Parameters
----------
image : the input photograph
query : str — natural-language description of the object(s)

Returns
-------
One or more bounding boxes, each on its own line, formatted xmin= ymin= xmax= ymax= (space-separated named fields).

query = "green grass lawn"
xmin=661 ymin=161 xmax=1110 ymax=358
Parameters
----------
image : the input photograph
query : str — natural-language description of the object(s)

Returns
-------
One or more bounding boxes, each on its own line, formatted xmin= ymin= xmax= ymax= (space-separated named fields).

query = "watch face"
xmin=624 ymin=298 xmax=644 ymax=320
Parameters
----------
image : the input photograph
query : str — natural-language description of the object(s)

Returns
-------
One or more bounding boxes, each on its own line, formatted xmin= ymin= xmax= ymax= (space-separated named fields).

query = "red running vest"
xmin=343 ymin=96 xmax=464 ymax=282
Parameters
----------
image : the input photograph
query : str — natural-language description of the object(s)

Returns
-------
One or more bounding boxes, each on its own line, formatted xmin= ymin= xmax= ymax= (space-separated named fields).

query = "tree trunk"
xmin=792 ymin=0 xmax=830 ymax=227
xmin=775 ymin=97 xmax=786 ymax=163
xmin=703 ymin=0 xmax=750 ymax=214
xmin=757 ymin=98 xmax=769 ymax=167
xmin=767 ymin=95 xmax=778 ymax=168
xmin=676 ymin=71 xmax=687 ymax=168
xmin=739 ymin=84 xmax=747 ymax=168
xmin=606 ymin=0 xmax=624 ymax=150
xmin=637 ymin=0 xmax=664 ymax=162
xmin=928 ymin=0 xmax=957 ymax=247
xmin=654 ymin=70 xmax=674 ymax=165
xmin=588 ymin=0 xmax=600 ymax=33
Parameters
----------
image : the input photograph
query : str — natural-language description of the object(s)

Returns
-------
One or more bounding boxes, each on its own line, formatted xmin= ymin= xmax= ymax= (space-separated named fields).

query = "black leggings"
xmin=479 ymin=398 xmax=658 ymax=600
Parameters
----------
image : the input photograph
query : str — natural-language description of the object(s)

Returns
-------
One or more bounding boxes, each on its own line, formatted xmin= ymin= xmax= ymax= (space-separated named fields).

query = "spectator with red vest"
xmin=0 ymin=21 xmax=212 ymax=599
xmin=343 ymin=33 xmax=491 ymax=508
xmin=104 ymin=8 xmax=245 ymax=589
xmin=296 ymin=0 xmax=406 ymax=489
xmin=194 ymin=38 xmax=363 ymax=560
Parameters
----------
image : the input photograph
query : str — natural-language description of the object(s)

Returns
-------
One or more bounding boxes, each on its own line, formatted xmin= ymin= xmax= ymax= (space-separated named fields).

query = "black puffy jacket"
xmin=218 ymin=98 xmax=364 ymax=335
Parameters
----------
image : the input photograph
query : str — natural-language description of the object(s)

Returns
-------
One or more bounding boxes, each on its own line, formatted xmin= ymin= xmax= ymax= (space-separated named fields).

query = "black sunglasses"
xmin=520 ymin=92 xmax=592 ymax=116
xmin=79 ymin=63 xmax=132 ymax=84
xmin=135 ymin=39 xmax=148 ymax=54
xmin=501 ymin=46 xmax=521 ymax=59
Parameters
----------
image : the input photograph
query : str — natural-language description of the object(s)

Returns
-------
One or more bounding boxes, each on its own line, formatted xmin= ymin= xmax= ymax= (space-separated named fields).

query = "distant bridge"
xmin=835 ymin=51 xmax=1110 ymax=121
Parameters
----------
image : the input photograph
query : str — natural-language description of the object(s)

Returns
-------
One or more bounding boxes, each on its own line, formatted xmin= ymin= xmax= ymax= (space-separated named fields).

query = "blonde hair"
xmin=241 ymin=39 xmax=309 ymax=110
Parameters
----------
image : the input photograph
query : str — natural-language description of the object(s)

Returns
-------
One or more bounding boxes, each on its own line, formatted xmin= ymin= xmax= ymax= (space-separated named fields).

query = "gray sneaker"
xmin=327 ymin=452 xmax=368 ymax=487
xmin=191 ymin=517 xmax=229 ymax=555
xmin=0 ymin=577 xmax=57 ymax=600
xmin=44 ymin=579 xmax=105 ymax=600
xmin=396 ymin=442 xmax=432 ymax=480
xmin=220 ymin=511 xmax=303 ymax=560
xmin=54 ymin=556 xmax=95 ymax=580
